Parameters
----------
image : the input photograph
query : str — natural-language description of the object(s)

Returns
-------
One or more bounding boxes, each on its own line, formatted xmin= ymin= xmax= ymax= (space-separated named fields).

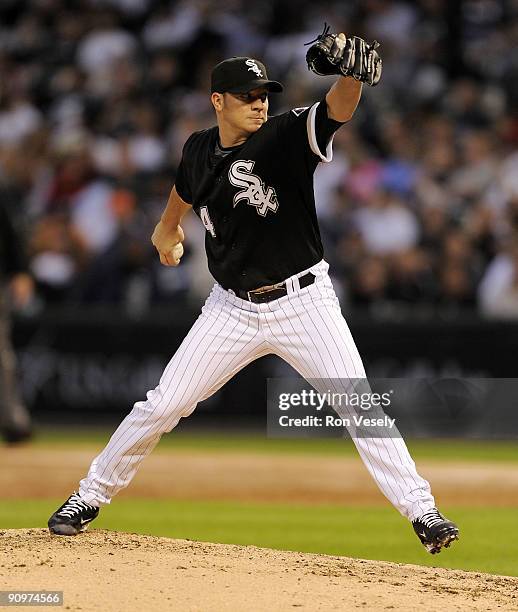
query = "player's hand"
xmin=151 ymin=221 xmax=185 ymax=266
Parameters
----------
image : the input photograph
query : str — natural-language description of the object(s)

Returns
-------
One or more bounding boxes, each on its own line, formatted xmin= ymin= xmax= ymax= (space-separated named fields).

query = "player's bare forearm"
xmin=326 ymin=76 xmax=362 ymax=122
xmin=160 ymin=186 xmax=192 ymax=230
xmin=151 ymin=186 xmax=192 ymax=266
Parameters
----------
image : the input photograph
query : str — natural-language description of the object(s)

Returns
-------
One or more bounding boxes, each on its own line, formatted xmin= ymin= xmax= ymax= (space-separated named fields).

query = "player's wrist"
xmin=159 ymin=216 xmax=178 ymax=229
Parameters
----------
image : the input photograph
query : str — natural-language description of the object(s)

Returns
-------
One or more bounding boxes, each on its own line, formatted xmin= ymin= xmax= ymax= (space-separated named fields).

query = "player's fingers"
xmin=160 ymin=252 xmax=171 ymax=266
xmin=168 ymin=250 xmax=182 ymax=266
xmin=330 ymin=33 xmax=346 ymax=62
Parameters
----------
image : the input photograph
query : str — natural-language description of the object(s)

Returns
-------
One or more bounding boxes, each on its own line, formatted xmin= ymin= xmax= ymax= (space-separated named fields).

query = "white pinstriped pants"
xmin=79 ymin=260 xmax=435 ymax=521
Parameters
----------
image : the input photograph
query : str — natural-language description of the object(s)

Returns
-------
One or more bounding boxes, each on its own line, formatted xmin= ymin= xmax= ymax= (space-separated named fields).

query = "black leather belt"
xmin=232 ymin=272 xmax=316 ymax=304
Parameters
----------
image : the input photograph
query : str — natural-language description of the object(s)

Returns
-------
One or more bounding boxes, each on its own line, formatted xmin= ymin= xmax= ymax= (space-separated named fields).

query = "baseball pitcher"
xmin=48 ymin=30 xmax=459 ymax=554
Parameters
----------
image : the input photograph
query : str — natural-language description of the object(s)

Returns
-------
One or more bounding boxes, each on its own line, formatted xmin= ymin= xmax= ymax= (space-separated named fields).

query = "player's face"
xmin=222 ymin=87 xmax=269 ymax=134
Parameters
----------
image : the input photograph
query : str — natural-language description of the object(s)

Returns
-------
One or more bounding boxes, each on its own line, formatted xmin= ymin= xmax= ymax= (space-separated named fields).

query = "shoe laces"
xmin=57 ymin=493 xmax=96 ymax=518
xmin=418 ymin=509 xmax=444 ymax=528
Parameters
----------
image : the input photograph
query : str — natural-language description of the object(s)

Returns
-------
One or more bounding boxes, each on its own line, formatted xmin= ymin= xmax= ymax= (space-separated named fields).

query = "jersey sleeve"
xmin=276 ymin=98 xmax=344 ymax=164
xmin=174 ymin=135 xmax=195 ymax=204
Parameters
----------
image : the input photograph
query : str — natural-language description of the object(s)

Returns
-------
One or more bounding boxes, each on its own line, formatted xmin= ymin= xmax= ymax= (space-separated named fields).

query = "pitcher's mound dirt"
xmin=1 ymin=530 xmax=517 ymax=611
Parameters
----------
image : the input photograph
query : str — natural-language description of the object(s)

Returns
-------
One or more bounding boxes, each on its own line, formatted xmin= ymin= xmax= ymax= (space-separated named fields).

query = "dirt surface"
xmin=1 ymin=529 xmax=517 ymax=612
xmin=2 ymin=446 xmax=518 ymax=610
xmin=1 ymin=446 xmax=518 ymax=505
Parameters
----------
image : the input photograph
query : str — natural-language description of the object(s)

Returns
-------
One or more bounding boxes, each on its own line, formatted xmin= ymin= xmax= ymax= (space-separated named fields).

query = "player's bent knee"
xmin=130 ymin=391 xmax=198 ymax=430
xmin=180 ymin=404 xmax=197 ymax=418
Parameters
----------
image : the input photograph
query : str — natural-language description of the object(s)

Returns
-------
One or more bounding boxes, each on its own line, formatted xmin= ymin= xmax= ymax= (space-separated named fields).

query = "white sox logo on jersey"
xmin=229 ymin=160 xmax=279 ymax=216
xmin=245 ymin=59 xmax=263 ymax=77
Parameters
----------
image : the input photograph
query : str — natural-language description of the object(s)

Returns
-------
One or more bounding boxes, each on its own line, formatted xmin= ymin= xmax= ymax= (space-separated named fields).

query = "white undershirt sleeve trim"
xmin=306 ymin=102 xmax=334 ymax=163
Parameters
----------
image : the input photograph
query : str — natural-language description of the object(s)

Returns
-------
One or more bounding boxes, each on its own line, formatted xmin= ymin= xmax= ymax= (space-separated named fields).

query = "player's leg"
xmin=49 ymin=285 xmax=267 ymax=533
xmin=265 ymin=261 xmax=458 ymax=552
xmin=263 ymin=261 xmax=436 ymax=520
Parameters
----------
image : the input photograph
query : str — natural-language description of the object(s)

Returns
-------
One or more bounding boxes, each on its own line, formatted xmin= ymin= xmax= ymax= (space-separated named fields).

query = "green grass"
xmin=31 ymin=427 xmax=518 ymax=462
xmin=2 ymin=500 xmax=517 ymax=577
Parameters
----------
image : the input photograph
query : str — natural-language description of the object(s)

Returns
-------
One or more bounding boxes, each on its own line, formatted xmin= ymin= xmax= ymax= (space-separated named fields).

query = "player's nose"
xmin=251 ymin=96 xmax=266 ymax=110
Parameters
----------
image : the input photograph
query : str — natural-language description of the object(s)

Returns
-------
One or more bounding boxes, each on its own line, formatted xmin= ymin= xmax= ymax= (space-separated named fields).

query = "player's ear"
xmin=211 ymin=92 xmax=224 ymax=112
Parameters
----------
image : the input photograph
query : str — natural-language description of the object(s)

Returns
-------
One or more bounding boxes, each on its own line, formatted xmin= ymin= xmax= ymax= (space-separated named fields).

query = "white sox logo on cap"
xmin=245 ymin=59 xmax=263 ymax=78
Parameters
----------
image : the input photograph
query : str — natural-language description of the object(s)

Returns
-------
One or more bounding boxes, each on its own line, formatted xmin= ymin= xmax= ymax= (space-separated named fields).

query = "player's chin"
xmin=247 ymin=118 xmax=265 ymax=132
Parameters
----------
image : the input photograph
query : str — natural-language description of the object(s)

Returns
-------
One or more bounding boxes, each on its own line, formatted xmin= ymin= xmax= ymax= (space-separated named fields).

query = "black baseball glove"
xmin=305 ymin=25 xmax=382 ymax=87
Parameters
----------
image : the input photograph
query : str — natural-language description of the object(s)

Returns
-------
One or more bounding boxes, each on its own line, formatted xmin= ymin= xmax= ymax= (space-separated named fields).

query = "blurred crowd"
xmin=1 ymin=0 xmax=518 ymax=319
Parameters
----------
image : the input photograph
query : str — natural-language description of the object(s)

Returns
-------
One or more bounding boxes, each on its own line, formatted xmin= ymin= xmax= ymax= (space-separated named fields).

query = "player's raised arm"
xmin=326 ymin=75 xmax=362 ymax=122
xmin=151 ymin=186 xmax=191 ymax=267
xmin=305 ymin=28 xmax=382 ymax=122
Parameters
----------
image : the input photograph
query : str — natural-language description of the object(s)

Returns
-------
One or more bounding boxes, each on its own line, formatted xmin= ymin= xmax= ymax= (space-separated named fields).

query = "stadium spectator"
xmin=479 ymin=241 xmax=518 ymax=319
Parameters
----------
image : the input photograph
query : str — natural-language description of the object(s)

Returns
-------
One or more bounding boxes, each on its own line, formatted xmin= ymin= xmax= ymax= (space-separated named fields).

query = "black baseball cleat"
xmin=48 ymin=492 xmax=100 ymax=536
xmin=412 ymin=508 xmax=459 ymax=554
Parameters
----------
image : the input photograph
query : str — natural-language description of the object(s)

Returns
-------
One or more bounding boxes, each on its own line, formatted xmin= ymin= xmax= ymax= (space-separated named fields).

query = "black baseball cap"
xmin=210 ymin=57 xmax=283 ymax=94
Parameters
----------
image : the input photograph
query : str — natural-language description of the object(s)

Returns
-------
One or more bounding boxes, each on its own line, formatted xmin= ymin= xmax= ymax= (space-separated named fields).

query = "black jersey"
xmin=175 ymin=99 xmax=343 ymax=292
